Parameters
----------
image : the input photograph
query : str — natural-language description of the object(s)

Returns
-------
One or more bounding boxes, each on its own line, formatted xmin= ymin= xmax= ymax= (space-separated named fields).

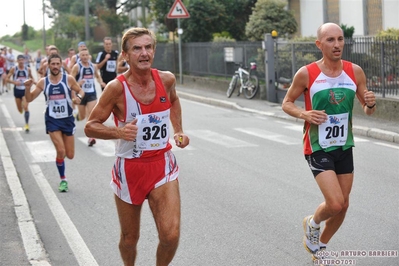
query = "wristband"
xmin=365 ymin=103 xmax=376 ymax=109
xmin=76 ymin=94 xmax=82 ymax=100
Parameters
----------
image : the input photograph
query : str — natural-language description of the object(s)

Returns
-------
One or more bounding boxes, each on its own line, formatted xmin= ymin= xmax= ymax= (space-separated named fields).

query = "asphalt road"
xmin=1 ymin=83 xmax=398 ymax=265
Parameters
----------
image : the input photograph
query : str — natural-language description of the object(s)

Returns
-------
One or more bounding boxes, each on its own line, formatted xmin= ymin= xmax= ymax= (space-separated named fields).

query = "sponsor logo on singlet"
xmin=328 ymin=89 xmax=346 ymax=104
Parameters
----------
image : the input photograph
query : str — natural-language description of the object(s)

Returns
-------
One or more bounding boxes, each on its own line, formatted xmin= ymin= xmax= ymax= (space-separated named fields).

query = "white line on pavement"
xmin=1 ymin=103 xmax=98 ymax=265
xmin=0 ymin=105 xmax=50 ymax=265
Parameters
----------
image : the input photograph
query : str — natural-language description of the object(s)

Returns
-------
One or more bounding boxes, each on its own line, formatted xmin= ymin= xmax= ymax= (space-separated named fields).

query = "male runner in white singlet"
xmin=85 ymin=27 xmax=189 ymax=266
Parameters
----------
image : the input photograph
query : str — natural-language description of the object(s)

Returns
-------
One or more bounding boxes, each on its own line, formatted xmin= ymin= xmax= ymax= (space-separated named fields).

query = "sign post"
xmin=167 ymin=0 xmax=190 ymax=84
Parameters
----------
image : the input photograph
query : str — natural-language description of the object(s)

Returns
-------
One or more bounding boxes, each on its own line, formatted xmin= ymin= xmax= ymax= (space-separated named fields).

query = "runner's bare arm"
xmin=24 ymin=78 xmax=44 ymax=102
xmin=68 ymin=55 xmax=77 ymax=69
xmin=85 ymin=79 xmax=137 ymax=141
xmin=160 ymin=71 xmax=189 ymax=147
xmin=353 ymin=64 xmax=376 ymax=115
xmin=282 ymin=66 xmax=327 ymax=125
xmin=94 ymin=65 xmax=106 ymax=88
xmin=67 ymin=75 xmax=85 ymax=104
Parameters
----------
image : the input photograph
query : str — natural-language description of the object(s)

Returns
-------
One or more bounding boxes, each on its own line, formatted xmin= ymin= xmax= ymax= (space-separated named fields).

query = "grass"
xmin=1 ymin=38 xmax=52 ymax=54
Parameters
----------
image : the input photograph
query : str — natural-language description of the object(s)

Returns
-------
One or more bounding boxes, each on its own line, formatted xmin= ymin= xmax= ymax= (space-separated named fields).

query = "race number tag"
xmin=106 ymin=60 xmax=116 ymax=72
xmin=318 ymin=113 xmax=349 ymax=149
xmin=49 ymin=96 xmax=68 ymax=119
xmin=82 ymin=79 xmax=94 ymax=92
xmin=135 ymin=110 xmax=170 ymax=150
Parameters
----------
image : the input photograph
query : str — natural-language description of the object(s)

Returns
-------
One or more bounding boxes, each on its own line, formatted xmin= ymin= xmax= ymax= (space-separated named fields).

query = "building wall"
xmin=299 ymin=0 xmax=324 ymax=37
xmin=291 ymin=0 xmax=398 ymax=37
xmin=340 ymin=0 xmax=365 ymax=36
xmin=383 ymin=0 xmax=399 ymax=29
xmin=325 ymin=0 xmax=340 ymax=24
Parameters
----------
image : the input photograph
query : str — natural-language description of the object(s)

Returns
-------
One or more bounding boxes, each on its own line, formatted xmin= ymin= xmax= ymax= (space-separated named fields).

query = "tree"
xmin=340 ymin=24 xmax=355 ymax=38
xmin=245 ymin=0 xmax=297 ymax=41
xmin=181 ymin=0 xmax=230 ymax=42
xmin=150 ymin=0 xmax=256 ymax=42
xmin=217 ymin=0 xmax=257 ymax=41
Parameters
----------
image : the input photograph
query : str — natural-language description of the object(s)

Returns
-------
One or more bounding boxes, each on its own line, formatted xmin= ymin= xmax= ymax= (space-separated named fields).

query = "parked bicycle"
xmin=226 ymin=62 xmax=259 ymax=99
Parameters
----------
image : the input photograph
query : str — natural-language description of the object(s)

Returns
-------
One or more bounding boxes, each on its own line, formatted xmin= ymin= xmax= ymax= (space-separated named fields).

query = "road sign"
xmin=167 ymin=0 xmax=190 ymax=19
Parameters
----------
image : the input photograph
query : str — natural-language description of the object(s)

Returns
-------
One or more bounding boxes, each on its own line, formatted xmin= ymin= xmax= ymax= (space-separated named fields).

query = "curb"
xmin=178 ymin=91 xmax=399 ymax=144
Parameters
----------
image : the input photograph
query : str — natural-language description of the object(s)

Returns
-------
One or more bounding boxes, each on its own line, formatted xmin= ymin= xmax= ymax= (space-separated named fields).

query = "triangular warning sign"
xmin=167 ymin=0 xmax=190 ymax=19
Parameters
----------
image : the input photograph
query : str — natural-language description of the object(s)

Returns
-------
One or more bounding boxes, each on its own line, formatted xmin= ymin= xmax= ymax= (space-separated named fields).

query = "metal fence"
xmin=153 ymin=37 xmax=399 ymax=98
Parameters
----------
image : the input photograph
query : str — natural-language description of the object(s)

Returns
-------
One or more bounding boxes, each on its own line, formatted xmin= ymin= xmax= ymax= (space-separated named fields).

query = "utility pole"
xmin=84 ymin=0 xmax=90 ymax=41
xmin=42 ymin=0 xmax=46 ymax=50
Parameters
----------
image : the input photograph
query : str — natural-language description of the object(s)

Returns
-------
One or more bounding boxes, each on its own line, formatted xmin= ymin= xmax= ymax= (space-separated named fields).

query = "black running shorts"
xmin=304 ymin=147 xmax=354 ymax=178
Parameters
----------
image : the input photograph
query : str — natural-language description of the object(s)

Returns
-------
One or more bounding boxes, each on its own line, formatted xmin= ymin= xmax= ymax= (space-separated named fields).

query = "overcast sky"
xmin=0 ymin=0 xmax=53 ymax=38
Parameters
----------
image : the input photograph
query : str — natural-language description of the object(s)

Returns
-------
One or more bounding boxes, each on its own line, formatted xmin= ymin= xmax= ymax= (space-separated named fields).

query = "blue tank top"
xmin=13 ymin=66 xmax=29 ymax=90
xmin=76 ymin=62 xmax=96 ymax=93
xmin=43 ymin=73 xmax=74 ymax=119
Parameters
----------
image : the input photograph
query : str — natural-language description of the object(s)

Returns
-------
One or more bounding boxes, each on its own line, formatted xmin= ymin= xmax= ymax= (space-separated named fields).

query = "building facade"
xmin=288 ymin=0 xmax=399 ymax=37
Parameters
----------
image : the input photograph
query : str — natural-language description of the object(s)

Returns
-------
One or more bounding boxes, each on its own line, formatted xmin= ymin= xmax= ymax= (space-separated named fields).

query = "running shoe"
xmin=303 ymin=215 xmax=320 ymax=254
xmin=88 ymin=138 xmax=96 ymax=147
xmin=24 ymin=124 xmax=30 ymax=132
xmin=313 ymin=247 xmax=334 ymax=265
xmin=74 ymin=112 xmax=80 ymax=121
xmin=58 ymin=180 xmax=68 ymax=192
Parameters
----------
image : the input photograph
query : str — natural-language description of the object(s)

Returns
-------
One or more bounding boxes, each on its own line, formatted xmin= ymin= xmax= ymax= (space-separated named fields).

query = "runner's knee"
xmin=120 ymin=231 xmax=140 ymax=250
xmin=159 ymin=223 xmax=180 ymax=248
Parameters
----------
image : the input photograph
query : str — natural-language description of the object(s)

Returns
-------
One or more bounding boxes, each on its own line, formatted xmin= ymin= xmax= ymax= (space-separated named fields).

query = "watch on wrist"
xmin=365 ymin=103 xmax=376 ymax=109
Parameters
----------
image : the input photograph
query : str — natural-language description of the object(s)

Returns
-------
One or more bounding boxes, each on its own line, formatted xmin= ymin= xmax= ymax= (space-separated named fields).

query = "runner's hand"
xmin=120 ymin=119 xmax=138 ymax=141
xmin=301 ymin=110 xmax=328 ymax=125
xmin=174 ymin=133 xmax=190 ymax=148
xmin=24 ymin=79 xmax=33 ymax=88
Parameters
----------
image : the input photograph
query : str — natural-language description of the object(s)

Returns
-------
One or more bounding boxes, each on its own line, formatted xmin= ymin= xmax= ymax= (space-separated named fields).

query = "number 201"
xmin=142 ymin=124 xmax=167 ymax=140
xmin=325 ymin=125 xmax=344 ymax=139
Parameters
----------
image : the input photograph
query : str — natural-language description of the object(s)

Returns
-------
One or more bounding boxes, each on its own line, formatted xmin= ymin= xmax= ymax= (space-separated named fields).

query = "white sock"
xmin=319 ymin=241 xmax=327 ymax=248
xmin=310 ymin=217 xmax=320 ymax=228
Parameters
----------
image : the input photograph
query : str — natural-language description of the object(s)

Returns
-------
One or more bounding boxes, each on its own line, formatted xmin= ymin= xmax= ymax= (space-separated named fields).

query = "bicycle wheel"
xmin=226 ymin=75 xmax=238 ymax=98
xmin=243 ymin=75 xmax=259 ymax=99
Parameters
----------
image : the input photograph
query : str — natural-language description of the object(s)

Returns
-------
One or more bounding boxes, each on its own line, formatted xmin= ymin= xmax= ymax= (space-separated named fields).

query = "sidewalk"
xmin=176 ymin=84 xmax=399 ymax=143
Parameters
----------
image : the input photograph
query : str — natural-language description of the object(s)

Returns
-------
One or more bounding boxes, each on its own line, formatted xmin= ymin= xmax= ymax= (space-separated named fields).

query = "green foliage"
xmin=218 ymin=0 xmax=257 ymax=41
xmin=181 ymin=0 xmax=230 ymax=42
xmin=340 ymin=24 xmax=355 ymax=38
xmin=245 ymin=0 xmax=297 ymax=41
xmin=213 ymin=32 xmax=235 ymax=42
xmin=151 ymin=0 xmax=255 ymax=42
xmin=377 ymin=28 xmax=399 ymax=39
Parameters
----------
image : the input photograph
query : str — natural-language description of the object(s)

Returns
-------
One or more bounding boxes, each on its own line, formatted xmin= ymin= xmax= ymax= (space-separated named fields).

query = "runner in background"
xmin=0 ymin=48 xmax=7 ymax=94
xmin=71 ymin=48 xmax=105 ymax=146
xmin=95 ymin=37 xmax=119 ymax=91
xmin=24 ymin=53 xmax=85 ymax=192
xmin=22 ymin=47 xmax=33 ymax=69
xmin=68 ymin=42 xmax=91 ymax=69
xmin=64 ymin=48 xmax=75 ymax=68
xmin=6 ymin=54 xmax=36 ymax=132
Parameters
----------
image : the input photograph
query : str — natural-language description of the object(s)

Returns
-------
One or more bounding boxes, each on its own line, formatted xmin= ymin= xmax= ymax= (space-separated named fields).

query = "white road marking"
xmin=77 ymin=137 xmax=116 ymax=157
xmin=29 ymin=164 xmax=99 ymax=266
xmin=354 ymin=136 xmax=370 ymax=142
xmin=1 ymin=104 xmax=98 ymax=265
xmin=235 ymin=127 xmax=301 ymax=145
xmin=1 ymin=105 xmax=49 ymax=265
xmin=185 ymin=129 xmax=257 ymax=148
xmin=26 ymin=140 xmax=55 ymax=162
xmin=375 ymin=142 xmax=399 ymax=150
